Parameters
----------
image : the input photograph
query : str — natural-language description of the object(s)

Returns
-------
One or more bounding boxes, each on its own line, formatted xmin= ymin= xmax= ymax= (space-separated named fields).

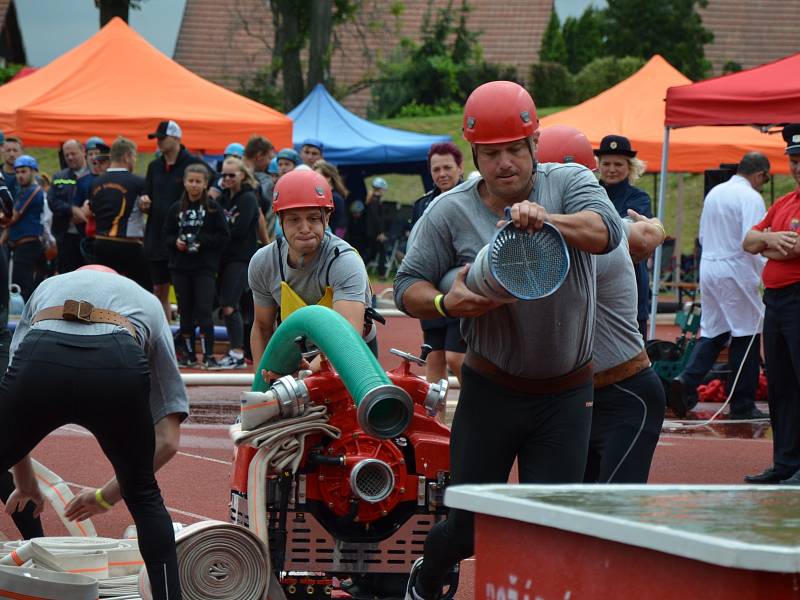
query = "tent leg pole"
xmin=649 ymin=126 xmax=671 ymax=340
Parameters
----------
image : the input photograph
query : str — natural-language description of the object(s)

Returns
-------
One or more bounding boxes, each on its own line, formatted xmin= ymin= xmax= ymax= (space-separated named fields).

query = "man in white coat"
xmin=670 ymin=152 xmax=770 ymax=419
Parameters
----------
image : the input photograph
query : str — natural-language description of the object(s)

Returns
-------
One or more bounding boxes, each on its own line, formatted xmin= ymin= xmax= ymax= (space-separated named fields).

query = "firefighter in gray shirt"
xmin=1 ymin=265 xmax=186 ymax=600
xmin=397 ymin=82 xmax=623 ymax=600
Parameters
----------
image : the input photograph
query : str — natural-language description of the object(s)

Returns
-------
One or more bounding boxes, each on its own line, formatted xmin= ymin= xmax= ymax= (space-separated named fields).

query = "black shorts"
xmin=422 ymin=318 xmax=466 ymax=353
xmin=148 ymin=260 xmax=171 ymax=286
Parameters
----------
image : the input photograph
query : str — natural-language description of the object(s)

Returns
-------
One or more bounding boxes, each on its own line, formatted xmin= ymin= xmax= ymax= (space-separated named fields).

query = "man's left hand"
xmin=5 ymin=485 xmax=45 ymax=519
xmin=64 ymin=488 xmax=109 ymax=522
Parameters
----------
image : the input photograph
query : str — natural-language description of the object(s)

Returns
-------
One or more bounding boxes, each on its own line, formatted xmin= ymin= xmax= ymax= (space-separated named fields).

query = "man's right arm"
xmin=743 ymin=229 xmax=799 ymax=256
xmin=250 ymin=303 xmax=277 ymax=369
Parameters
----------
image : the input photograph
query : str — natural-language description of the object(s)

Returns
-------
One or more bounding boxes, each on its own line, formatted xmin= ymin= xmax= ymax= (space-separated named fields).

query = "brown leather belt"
xmin=464 ymin=350 xmax=593 ymax=395
xmin=9 ymin=236 xmax=39 ymax=248
xmin=32 ymin=300 xmax=137 ymax=339
xmin=95 ymin=235 xmax=143 ymax=245
xmin=593 ymin=349 xmax=650 ymax=389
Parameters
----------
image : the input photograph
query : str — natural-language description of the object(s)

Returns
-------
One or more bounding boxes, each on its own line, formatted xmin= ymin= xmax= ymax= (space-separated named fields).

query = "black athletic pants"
xmin=417 ymin=364 xmax=593 ymax=597
xmin=680 ymin=331 xmax=761 ymax=415
xmin=11 ymin=240 xmax=46 ymax=301
xmin=763 ymin=284 xmax=800 ymax=473
xmin=56 ymin=232 xmax=86 ymax=274
xmin=584 ymin=367 xmax=665 ymax=484
xmin=172 ymin=269 xmax=216 ymax=355
xmin=94 ymin=238 xmax=152 ymax=291
xmin=0 ymin=330 xmax=181 ymax=599
xmin=0 ymin=326 xmax=44 ymax=539
xmin=218 ymin=260 xmax=249 ymax=350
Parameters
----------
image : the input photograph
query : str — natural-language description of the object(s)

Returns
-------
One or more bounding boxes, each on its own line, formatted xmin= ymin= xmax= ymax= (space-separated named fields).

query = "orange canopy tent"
xmin=539 ymin=55 xmax=787 ymax=174
xmin=0 ymin=18 xmax=292 ymax=152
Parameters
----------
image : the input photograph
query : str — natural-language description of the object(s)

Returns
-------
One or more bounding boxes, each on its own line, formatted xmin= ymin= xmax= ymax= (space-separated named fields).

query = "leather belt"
xmin=593 ymin=349 xmax=651 ymax=389
xmin=95 ymin=234 xmax=143 ymax=245
xmin=32 ymin=300 xmax=137 ymax=339
xmin=9 ymin=235 xmax=39 ymax=248
xmin=464 ymin=350 xmax=592 ymax=395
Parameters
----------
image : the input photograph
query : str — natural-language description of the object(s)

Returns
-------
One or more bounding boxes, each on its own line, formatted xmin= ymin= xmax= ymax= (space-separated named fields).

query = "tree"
xmin=539 ymin=10 xmax=567 ymax=64
xmin=370 ymin=0 xmax=518 ymax=118
xmin=602 ymin=0 xmax=713 ymax=80
xmin=94 ymin=0 xmax=145 ymax=27
xmin=239 ymin=1 xmax=358 ymax=110
xmin=562 ymin=7 xmax=603 ymax=74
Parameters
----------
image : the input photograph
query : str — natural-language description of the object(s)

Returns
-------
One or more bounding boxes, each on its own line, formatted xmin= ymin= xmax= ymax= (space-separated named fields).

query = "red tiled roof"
xmin=174 ymin=0 xmax=552 ymax=115
xmin=700 ymin=1 xmax=800 ymax=74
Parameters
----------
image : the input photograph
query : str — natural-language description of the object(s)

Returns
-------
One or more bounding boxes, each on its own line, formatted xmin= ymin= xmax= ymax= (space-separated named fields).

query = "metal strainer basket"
xmin=466 ymin=215 xmax=570 ymax=301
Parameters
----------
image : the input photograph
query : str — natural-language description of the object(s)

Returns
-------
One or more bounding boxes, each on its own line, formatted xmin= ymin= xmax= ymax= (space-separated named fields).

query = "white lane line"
xmin=176 ymin=451 xmax=229 ymax=465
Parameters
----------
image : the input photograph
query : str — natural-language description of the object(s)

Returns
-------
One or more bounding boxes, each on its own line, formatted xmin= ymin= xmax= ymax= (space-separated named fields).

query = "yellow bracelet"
xmin=434 ymin=294 xmax=447 ymax=318
xmin=653 ymin=221 xmax=667 ymax=238
xmin=95 ymin=488 xmax=114 ymax=510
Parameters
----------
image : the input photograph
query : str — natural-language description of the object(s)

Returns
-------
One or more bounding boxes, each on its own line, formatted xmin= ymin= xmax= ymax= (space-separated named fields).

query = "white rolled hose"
xmin=137 ymin=520 xmax=271 ymax=600
xmin=0 ymin=565 xmax=97 ymax=600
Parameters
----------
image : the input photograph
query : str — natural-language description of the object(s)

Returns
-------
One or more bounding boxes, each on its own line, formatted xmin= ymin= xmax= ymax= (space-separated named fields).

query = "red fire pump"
xmin=230 ymin=345 xmax=454 ymax=599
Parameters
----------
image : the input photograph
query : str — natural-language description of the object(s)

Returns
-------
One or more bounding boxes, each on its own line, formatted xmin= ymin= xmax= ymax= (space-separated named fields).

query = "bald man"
xmin=50 ymin=139 xmax=89 ymax=272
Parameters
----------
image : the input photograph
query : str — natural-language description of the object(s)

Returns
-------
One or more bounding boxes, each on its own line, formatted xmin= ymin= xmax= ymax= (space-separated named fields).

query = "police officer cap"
xmin=593 ymin=134 xmax=637 ymax=158
xmin=782 ymin=124 xmax=800 ymax=156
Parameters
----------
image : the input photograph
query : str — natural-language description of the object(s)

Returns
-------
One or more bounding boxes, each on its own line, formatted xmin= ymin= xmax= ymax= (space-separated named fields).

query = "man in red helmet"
xmin=0 ymin=264 xmax=187 ymax=600
xmin=395 ymin=82 xmax=624 ymax=600
xmin=248 ymin=169 xmax=376 ymax=372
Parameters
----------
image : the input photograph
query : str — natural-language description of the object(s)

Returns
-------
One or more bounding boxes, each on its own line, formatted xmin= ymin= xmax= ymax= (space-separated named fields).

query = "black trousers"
xmin=0 ymin=326 xmax=43 ymax=539
xmin=0 ymin=330 xmax=181 ymax=599
xmin=417 ymin=364 xmax=593 ymax=597
xmin=11 ymin=240 xmax=46 ymax=301
xmin=680 ymin=330 xmax=761 ymax=415
xmin=55 ymin=232 xmax=86 ymax=274
xmin=218 ymin=261 xmax=249 ymax=350
xmin=763 ymin=284 xmax=800 ymax=473
xmin=585 ymin=367 xmax=665 ymax=484
xmin=172 ymin=269 xmax=216 ymax=355
xmin=94 ymin=238 xmax=152 ymax=291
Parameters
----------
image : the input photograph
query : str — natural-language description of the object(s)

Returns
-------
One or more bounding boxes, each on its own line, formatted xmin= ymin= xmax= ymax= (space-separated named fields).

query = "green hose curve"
xmin=253 ymin=305 xmax=413 ymax=438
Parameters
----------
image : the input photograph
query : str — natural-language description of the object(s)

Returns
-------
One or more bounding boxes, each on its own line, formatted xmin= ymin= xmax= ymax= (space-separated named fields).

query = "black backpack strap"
xmin=324 ymin=246 xmax=355 ymax=287
xmin=276 ymin=236 xmax=286 ymax=282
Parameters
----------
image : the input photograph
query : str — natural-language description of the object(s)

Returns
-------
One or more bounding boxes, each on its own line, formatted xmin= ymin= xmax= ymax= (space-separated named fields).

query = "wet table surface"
xmin=446 ymin=484 xmax=800 ymax=572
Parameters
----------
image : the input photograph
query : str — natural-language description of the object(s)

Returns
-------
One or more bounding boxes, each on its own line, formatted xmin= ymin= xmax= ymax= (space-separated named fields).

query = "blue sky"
xmin=15 ymin=0 xmax=603 ymax=68
xmin=15 ymin=0 xmax=187 ymax=66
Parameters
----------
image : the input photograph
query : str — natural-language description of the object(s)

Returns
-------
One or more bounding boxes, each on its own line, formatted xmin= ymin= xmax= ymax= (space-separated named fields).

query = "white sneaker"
xmin=214 ymin=354 xmax=246 ymax=370
xmin=405 ymin=556 xmax=427 ymax=600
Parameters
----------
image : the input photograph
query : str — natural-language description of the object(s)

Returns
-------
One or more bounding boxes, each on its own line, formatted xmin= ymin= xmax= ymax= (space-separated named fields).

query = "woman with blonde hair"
xmin=313 ymin=160 xmax=349 ymax=238
xmin=594 ymin=135 xmax=654 ymax=339
xmin=215 ymin=156 xmax=260 ymax=369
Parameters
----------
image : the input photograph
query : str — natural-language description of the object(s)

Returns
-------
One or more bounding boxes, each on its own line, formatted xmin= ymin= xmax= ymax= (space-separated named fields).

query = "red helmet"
xmin=537 ymin=126 xmax=596 ymax=170
xmin=77 ymin=264 xmax=118 ymax=274
xmin=272 ymin=169 xmax=334 ymax=212
xmin=463 ymin=81 xmax=538 ymax=144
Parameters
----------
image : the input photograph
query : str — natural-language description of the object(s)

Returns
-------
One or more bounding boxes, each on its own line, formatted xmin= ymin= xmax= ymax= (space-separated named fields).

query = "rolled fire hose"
xmin=438 ymin=215 xmax=570 ymax=302
xmin=257 ymin=305 xmax=413 ymax=439
xmin=2 ymin=537 xmax=143 ymax=578
xmin=137 ymin=520 xmax=271 ymax=600
xmin=0 ymin=565 xmax=98 ymax=600
xmin=31 ymin=459 xmax=98 ymax=538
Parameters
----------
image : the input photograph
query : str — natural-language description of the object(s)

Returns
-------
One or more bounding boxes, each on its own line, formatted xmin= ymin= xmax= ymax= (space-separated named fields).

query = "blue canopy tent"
xmin=288 ymin=84 xmax=452 ymax=200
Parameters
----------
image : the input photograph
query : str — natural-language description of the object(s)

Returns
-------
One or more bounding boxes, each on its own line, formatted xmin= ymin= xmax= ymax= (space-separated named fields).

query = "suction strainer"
xmin=465 ymin=208 xmax=570 ymax=301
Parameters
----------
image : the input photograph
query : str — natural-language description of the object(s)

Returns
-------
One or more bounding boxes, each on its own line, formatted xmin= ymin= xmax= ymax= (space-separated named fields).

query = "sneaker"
xmin=405 ymin=557 xmax=426 ymax=600
xmin=200 ymin=356 xmax=220 ymax=370
xmin=177 ymin=354 xmax=198 ymax=368
xmin=215 ymin=354 xmax=246 ymax=370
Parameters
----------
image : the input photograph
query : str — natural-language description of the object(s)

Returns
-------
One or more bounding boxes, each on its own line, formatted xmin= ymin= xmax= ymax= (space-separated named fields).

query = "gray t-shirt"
xmin=11 ymin=270 xmax=189 ymax=423
xmin=248 ymin=233 xmax=371 ymax=309
xmin=593 ymin=236 xmax=644 ymax=373
xmin=395 ymin=164 xmax=623 ymax=379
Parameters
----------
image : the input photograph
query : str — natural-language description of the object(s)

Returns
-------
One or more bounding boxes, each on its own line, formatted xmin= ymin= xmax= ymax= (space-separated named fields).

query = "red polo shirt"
xmin=752 ymin=189 xmax=800 ymax=289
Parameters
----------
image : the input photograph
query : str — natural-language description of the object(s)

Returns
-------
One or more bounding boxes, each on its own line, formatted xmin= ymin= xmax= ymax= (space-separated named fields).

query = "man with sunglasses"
xmin=670 ymin=152 xmax=771 ymax=419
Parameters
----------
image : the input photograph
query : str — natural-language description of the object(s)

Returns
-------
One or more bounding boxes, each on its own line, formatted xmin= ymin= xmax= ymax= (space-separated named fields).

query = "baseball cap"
xmin=301 ymin=137 xmax=324 ymax=151
xmin=147 ymin=120 xmax=182 ymax=140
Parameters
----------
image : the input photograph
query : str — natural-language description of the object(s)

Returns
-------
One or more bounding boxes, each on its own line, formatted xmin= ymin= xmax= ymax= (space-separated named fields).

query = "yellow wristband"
xmin=95 ymin=488 xmax=114 ymax=510
xmin=433 ymin=294 xmax=447 ymax=318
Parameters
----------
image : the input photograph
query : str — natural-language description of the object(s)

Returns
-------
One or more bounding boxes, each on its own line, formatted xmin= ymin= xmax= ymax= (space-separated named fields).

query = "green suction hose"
xmin=254 ymin=305 xmax=413 ymax=439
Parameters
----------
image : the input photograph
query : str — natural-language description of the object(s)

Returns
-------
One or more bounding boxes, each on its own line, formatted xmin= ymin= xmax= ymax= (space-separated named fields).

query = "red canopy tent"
xmin=646 ymin=53 xmax=800 ymax=337
xmin=665 ymin=53 xmax=800 ymax=127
